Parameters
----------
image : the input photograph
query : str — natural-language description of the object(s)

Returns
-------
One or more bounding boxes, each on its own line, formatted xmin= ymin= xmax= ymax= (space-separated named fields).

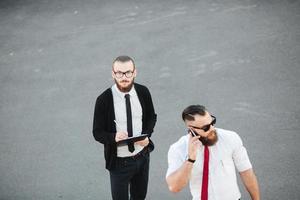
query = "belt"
xmin=117 ymin=147 xmax=149 ymax=160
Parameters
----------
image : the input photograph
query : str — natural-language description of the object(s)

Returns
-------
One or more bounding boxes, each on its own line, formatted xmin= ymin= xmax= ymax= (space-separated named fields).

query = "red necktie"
xmin=201 ymin=145 xmax=209 ymax=200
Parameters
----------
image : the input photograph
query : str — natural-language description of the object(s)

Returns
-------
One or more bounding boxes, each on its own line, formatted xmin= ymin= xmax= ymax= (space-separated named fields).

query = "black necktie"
xmin=125 ymin=94 xmax=135 ymax=152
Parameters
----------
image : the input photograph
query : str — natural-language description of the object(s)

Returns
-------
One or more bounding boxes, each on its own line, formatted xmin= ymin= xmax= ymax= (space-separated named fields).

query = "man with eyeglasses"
xmin=93 ymin=55 xmax=157 ymax=200
xmin=166 ymin=105 xmax=260 ymax=200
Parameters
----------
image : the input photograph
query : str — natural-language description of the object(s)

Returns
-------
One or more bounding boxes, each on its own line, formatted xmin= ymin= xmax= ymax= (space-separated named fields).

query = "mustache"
xmin=199 ymin=130 xmax=218 ymax=146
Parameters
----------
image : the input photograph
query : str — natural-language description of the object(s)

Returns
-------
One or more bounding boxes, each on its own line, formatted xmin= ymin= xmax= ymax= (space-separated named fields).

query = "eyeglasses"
xmin=113 ymin=70 xmax=134 ymax=78
xmin=190 ymin=115 xmax=216 ymax=132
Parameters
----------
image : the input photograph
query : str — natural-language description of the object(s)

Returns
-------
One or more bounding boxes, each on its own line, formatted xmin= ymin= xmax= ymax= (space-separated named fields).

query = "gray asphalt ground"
xmin=1 ymin=0 xmax=300 ymax=199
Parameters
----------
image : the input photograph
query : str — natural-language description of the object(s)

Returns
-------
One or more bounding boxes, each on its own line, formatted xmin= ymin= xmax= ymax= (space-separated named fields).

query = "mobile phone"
xmin=189 ymin=128 xmax=198 ymax=137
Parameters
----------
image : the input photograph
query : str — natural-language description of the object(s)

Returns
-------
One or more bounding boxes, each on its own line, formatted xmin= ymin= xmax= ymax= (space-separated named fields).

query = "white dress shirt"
xmin=111 ymin=84 xmax=143 ymax=157
xmin=166 ymin=128 xmax=252 ymax=200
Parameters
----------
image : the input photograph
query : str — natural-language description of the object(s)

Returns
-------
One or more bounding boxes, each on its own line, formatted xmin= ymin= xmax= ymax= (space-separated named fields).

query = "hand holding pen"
xmin=114 ymin=120 xmax=128 ymax=142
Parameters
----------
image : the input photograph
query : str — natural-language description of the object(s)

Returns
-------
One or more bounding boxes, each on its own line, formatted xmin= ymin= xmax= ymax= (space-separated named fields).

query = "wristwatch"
xmin=187 ymin=158 xmax=196 ymax=163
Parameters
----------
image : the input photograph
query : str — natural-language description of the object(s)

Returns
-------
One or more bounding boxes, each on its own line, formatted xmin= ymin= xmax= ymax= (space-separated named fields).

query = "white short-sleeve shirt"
xmin=166 ymin=128 xmax=252 ymax=200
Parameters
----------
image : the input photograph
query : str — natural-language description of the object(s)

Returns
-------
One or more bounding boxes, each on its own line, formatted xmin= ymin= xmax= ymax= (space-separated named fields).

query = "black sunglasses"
xmin=189 ymin=115 xmax=216 ymax=132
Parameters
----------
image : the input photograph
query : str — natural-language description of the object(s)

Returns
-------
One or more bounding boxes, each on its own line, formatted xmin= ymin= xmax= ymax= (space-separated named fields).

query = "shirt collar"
xmin=112 ymin=84 xmax=136 ymax=98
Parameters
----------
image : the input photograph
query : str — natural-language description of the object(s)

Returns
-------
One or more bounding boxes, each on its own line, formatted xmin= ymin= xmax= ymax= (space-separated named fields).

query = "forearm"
xmin=93 ymin=102 xmax=116 ymax=144
xmin=93 ymin=97 xmax=116 ymax=144
xmin=143 ymin=88 xmax=157 ymax=137
xmin=240 ymin=169 xmax=260 ymax=200
xmin=143 ymin=113 xmax=157 ymax=135
xmin=93 ymin=128 xmax=116 ymax=144
xmin=166 ymin=161 xmax=194 ymax=193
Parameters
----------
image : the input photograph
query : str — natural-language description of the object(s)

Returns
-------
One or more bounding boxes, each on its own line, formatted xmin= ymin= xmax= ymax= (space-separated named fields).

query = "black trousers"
xmin=109 ymin=150 xmax=150 ymax=200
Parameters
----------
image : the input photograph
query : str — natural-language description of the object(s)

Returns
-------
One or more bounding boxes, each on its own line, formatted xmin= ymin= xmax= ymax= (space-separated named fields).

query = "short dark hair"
xmin=182 ymin=105 xmax=207 ymax=121
xmin=112 ymin=55 xmax=135 ymax=69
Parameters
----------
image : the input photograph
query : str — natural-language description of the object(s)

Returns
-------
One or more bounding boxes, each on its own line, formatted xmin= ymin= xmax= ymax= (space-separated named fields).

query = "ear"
xmin=111 ymin=71 xmax=115 ymax=79
xmin=133 ymin=69 xmax=137 ymax=78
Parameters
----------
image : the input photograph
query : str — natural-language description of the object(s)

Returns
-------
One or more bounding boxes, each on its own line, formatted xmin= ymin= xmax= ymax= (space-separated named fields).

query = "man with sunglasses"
xmin=93 ymin=55 xmax=157 ymax=200
xmin=166 ymin=105 xmax=260 ymax=200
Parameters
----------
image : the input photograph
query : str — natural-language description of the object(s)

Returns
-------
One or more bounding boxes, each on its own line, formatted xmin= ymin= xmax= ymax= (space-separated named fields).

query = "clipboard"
xmin=117 ymin=134 xmax=148 ymax=145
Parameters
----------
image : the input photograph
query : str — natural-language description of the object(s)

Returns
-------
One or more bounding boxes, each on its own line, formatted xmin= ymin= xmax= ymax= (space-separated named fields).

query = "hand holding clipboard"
xmin=114 ymin=120 xmax=148 ymax=145
xmin=117 ymin=134 xmax=149 ymax=145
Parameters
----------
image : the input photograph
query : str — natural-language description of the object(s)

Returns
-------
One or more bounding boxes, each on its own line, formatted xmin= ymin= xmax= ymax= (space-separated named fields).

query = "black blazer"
xmin=93 ymin=83 xmax=157 ymax=170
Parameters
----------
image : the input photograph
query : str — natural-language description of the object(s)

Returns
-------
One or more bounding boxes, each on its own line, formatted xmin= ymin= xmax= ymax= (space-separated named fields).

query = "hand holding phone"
xmin=188 ymin=128 xmax=201 ymax=160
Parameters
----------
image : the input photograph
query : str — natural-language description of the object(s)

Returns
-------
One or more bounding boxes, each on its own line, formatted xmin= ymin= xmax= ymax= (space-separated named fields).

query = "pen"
xmin=114 ymin=120 xmax=121 ymax=129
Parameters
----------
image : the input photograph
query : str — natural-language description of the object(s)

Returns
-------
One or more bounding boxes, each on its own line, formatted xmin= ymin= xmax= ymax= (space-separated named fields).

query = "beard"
xmin=199 ymin=130 xmax=218 ymax=146
xmin=115 ymin=79 xmax=134 ymax=93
